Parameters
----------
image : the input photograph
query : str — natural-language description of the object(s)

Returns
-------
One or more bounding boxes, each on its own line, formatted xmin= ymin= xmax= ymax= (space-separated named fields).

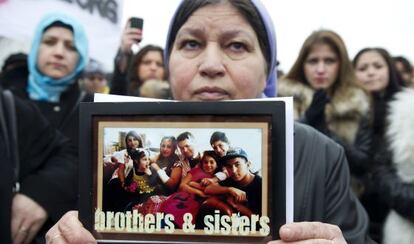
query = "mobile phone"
xmin=130 ymin=17 xmax=143 ymax=30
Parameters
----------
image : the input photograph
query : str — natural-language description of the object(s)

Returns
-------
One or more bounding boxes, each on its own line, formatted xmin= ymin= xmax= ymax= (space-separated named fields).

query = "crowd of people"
xmin=0 ymin=0 xmax=414 ymax=243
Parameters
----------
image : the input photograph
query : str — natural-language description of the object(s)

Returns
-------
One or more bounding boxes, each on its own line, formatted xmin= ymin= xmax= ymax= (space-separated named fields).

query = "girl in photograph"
xmin=123 ymin=148 xmax=159 ymax=209
xmin=179 ymin=150 xmax=220 ymax=197
xmin=162 ymin=151 xmax=220 ymax=228
xmin=104 ymin=130 xmax=144 ymax=185
xmin=103 ymin=130 xmax=143 ymax=211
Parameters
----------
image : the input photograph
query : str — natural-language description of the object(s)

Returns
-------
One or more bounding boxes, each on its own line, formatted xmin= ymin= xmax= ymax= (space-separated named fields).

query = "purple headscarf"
xmin=164 ymin=0 xmax=277 ymax=97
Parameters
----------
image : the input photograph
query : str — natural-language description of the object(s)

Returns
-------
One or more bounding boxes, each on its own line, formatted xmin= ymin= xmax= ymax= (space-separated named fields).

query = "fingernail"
xmin=281 ymin=226 xmax=293 ymax=239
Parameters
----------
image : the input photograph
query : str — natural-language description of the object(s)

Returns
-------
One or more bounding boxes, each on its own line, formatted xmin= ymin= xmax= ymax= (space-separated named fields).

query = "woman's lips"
xmin=49 ymin=62 xmax=65 ymax=69
xmin=193 ymin=87 xmax=229 ymax=101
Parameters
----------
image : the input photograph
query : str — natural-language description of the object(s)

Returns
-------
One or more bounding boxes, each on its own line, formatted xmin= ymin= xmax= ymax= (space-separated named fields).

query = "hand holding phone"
xmin=129 ymin=17 xmax=144 ymax=53
xmin=130 ymin=17 xmax=143 ymax=30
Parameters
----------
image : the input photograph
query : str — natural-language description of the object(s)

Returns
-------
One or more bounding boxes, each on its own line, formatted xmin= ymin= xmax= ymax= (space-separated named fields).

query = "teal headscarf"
xmin=27 ymin=13 xmax=88 ymax=102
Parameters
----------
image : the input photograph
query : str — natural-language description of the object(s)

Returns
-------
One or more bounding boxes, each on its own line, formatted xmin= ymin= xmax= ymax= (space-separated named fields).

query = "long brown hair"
xmin=127 ymin=45 xmax=167 ymax=96
xmin=284 ymin=29 xmax=357 ymax=95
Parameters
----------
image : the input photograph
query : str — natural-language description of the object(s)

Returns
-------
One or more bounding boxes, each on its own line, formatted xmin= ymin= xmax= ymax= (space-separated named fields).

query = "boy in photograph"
xmin=205 ymin=148 xmax=262 ymax=217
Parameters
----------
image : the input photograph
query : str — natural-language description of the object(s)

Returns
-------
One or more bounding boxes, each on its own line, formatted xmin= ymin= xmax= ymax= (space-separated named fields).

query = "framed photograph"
xmin=79 ymin=100 xmax=290 ymax=243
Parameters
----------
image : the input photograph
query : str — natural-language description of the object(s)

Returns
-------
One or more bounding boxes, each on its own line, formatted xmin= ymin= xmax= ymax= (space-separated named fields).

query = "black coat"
xmin=0 ymin=91 xmax=76 ymax=242
xmin=16 ymin=83 xmax=94 ymax=153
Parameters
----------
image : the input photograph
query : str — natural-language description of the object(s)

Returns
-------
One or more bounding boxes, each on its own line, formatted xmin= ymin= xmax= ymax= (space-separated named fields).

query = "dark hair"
xmin=201 ymin=150 xmax=221 ymax=171
xmin=166 ymin=0 xmax=270 ymax=74
xmin=125 ymin=131 xmax=144 ymax=155
xmin=160 ymin=136 xmax=178 ymax=155
xmin=353 ymin=48 xmax=401 ymax=101
xmin=284 ymin=29 xmax=356 ymax=95
xmin=353 ymin=48 xmax=402 ymax=135
xmin=127 ymin=45 xmax=167 ymax=96
xmin=393 ymin=56 xmax=413 ymax=73
xmin=393 ymin=56 xmax=413 ymax=87
xmin=130 ymin=148 xmax=149 ymax=161
xmin=177 ymin=131 xmax=194 ymax=142
xmin=44 ymin=21 xmax=73 ymax=33
xmin=209 ymin=131 xmax=229 ymax=145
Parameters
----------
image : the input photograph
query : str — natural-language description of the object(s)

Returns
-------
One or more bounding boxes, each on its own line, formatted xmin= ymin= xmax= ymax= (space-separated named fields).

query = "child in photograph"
xmin=179 ymin=150 xmax=220 ymax=197
xmin=103 ymin=130 xmax=144 ymax=211
xmin=200 ymin=131 xmax=232 ymax=186
xmin=162 ymin=151 xmax=220 ymax=228
xmin=124 ymin=148 xmax=159 ymax=210
xmin=125 ymin=149 xmax=155 ymax=195
xmin=204 ymin=148 xmax=262 ymax=217
xmin=104 ymin=130 xmax=144 ymax=185
xmin=132 ymin=136 xmax=182 ymax=215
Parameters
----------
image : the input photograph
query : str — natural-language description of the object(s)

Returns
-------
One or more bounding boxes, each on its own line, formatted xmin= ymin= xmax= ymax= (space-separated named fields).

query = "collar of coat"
xmin=278 ymin=78 xmax=370 ymax=144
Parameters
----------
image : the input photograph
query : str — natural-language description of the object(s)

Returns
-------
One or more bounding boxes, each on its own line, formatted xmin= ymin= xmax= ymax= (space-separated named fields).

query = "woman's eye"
xmin=182 ymin=40 xmax=200 ymax=50
xmin=42 ymin=39 xmax=56 ymax=46
xmin=374 ymin=64 xmax=384 ymax=69
xmin=325 ymin=58 xmax=337 ymax=64
xmin=228 ymin=42 xmax=246 ymax=52
xmin=306 ymin=58 xmax=318 ymax=65
xmin=356 ymin=64 xmax=368 ymax=72
xmin=65 ymin=43 xmax=77 ymax=51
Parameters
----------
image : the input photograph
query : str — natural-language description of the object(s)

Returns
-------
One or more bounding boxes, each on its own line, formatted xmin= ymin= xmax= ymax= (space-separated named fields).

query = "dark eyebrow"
xmin=219 ymin=29 xmax=255 ymax=43
xmin=176 ymin=27 xmax=255 ymax=44
xmin=42 ymin=33 xmax=74 ymax=44
xmin=176 ymin=27 xmax=205 ymax=40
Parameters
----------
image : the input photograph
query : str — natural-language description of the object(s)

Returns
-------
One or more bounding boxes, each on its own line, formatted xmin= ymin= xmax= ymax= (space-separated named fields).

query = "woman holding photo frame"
xmin=46 ymin=0 xmax=372 ymax=243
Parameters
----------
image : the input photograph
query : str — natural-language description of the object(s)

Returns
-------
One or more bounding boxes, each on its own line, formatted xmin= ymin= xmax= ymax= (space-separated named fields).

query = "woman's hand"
xmin=304 ymin=89 xmax=330 ymax=130
xmin=150 ymin=162 xmax=161 ymax=171
xmin=11 ymin=193 xmax=48 ymax=244
xmin=46 ymin=211 xmax=96 ymax=244
xmin=268 ymin=222 xmax=346 ymax=244
xmin=120 ymin=23 xmax=143 ymax=55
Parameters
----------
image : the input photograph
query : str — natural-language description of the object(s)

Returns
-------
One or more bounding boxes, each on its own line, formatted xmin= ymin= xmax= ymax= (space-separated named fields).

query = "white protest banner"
xmin=0 ymin=0 xmax=123 ymax=70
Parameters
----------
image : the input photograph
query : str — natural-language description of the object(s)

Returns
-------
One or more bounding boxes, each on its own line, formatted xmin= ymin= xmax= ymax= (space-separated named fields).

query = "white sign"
xmin=0 ymin=0 xmax=123 ymax=71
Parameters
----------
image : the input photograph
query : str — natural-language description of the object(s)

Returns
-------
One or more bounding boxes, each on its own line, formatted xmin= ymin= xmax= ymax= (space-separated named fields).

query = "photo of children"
xmin=95 ymin=122 xmax=270 ymax=237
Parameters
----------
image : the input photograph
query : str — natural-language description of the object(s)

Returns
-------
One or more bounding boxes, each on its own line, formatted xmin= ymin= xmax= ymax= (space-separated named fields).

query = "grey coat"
xmin=293 ymin=123 xmax=372 ymax=243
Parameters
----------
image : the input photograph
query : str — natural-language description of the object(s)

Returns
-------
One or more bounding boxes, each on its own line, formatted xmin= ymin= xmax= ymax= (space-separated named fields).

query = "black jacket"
xmin=0 ymin=91 xmax=76 ymax=243
xmin=16 ymin=83 xmax=93 ymax=151
xmin=293 ymin=123 xmax=372 ymax=243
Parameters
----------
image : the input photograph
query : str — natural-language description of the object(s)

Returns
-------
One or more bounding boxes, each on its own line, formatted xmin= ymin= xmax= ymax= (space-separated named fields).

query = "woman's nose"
xmin=52 ymin=43 xmax=65 ymax=57
xmin=198 ymin=44 xmax=225 ymax=79
xmin=316 ymin=62 xmax=326 ymax=73
xmin=150 ymin=62 xmax=158 ymax=70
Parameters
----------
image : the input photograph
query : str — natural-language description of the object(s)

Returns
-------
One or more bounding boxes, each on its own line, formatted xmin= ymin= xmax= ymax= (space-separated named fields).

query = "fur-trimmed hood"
xmin=387 ymin=88 xmax=414 ymax=182
xmin=278 ymin=78 xmax=370 ymax=144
